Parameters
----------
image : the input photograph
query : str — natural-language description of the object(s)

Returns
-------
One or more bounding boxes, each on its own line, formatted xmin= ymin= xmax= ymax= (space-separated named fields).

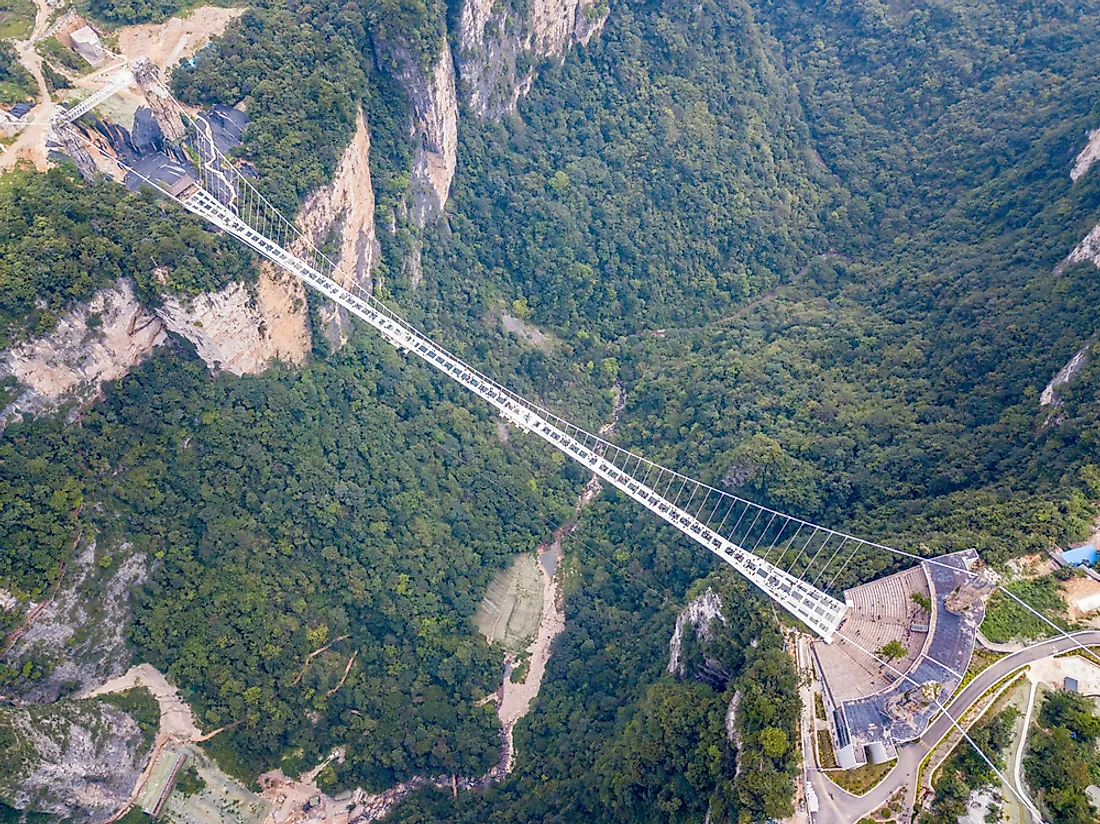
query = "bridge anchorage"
xmin=54 ymin=62 xmax=1098 ymax=819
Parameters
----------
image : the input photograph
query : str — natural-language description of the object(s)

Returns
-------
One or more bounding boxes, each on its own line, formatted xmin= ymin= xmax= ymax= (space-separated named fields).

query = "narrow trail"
xmin=1 ymin=0 xmax=56 ymax=172
xmin=270 ymin=386 xmax=628 ymax=824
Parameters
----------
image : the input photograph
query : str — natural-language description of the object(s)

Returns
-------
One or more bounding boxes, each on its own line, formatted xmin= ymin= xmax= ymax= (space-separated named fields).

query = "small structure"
xmin=69 ymin=26 xmax=105 ymax=66
xmin=1059 ymin=540 xmax=1099 ymax=567
xmin=1065 ymin=676 xmax=1079 ymax=693
xmin=9 ymin=102 xmax=33 ymax=118
xmin=137 ymin=748 xmax=186 ymax=817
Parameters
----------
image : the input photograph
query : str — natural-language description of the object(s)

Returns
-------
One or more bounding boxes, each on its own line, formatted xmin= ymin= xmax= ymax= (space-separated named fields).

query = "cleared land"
xmin=474 ymin=553 xmax=543 ymax=654
xmin=163 ymin=743 xmax=271 ymax=824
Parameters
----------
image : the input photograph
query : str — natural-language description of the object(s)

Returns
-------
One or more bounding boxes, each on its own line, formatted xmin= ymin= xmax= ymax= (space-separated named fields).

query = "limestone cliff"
xmin=383 ymin=38 xmax=459 ymax=225
xmin=667 ymin=588 xmax=726 ymax=677
xmin=0 ymin=695 xmax=152 ymax=823
xmin=7 ymin=540 xmax=146 ymax=704
xmin=158 ymin=267 xmax=310 ymax=374
xmin=456 ymin=0 xmax=608 ymax=118
xmin=1 ymin=272 xmax=311 ymax=426
xmin=0 ymin=280 xmax=165 ymax=426
xmin=1041 ymin=342 xmax=1091 ymax=409
xmin=295 ymin=108 xmax=379 ymax=347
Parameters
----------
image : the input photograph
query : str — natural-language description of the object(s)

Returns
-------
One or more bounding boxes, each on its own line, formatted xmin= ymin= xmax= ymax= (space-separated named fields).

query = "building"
xmin=69 ymin=26 xmax=106 ymax=66
xmin=813 ymin=550 xmax=994 ymax=769
xmin=1059 ymin=540 xmax=1099 ymax=567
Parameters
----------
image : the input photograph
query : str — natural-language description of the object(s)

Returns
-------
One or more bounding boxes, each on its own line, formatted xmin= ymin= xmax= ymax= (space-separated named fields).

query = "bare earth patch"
xmin=474 ymin=553 xmax=543 ymax=653
xmin=81 ymin=662 xmax=202 ymax=741
xmin=500 ymin=312 xmax=557 ymax=351
xmin=1060 ymin=575 xmax=1100 ymax=622
xmin=117 ymin=6 xmax=247 ymax=71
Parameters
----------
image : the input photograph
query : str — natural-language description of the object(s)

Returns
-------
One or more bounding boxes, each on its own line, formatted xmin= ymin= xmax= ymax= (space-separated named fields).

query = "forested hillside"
xmin=1 ymin=0 xmax=1099 ymax=820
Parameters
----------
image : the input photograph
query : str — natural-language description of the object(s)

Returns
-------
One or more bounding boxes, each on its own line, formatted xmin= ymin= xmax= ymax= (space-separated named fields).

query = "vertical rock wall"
xmin=456 ymin=0 xmax=608 ymax=118
xmin=0 ymin=280 xmax=165 ymax=426
xmin=383 ymin=38 xmax=459 ymax=225
xmin=295 ymin=108 xmax=379 ymax=347
xmin=157 ymin=267 xmax=311 ymax=374
xmin=0 ymin=272 xmax=312 ymax=427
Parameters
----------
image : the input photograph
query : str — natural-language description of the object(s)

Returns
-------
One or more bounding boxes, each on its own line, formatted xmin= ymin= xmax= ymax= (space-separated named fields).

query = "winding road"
xmin=808 ymin=630 xmax=1100 ymax=824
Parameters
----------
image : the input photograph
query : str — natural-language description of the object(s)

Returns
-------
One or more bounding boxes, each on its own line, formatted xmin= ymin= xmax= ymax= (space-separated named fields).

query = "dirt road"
xmin=81 ymin=662 xmax=202 ymax=740
xmin=1 ymin=0 xmax=56 ymax=171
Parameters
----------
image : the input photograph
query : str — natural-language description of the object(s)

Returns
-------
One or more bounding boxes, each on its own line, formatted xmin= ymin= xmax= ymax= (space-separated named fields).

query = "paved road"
xmin=809 ymin=631 xmax=1100 ymax=824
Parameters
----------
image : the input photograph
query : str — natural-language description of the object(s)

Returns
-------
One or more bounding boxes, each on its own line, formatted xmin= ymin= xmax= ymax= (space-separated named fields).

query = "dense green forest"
xmin=1024 ymin=690 xmax=1100 ymax=824
xmin=2 ymin=0 xmax=1100 ymax=819
xmin=0 ymin=167 xmax=253 ymax=346
xmin=1 ymin=334 xmax=589 ymax=785
xmin=385 ymin=564 xmax=800 ymax=824
xmin=0 ymin=41 xmax=34 ymax=103
xmin=417 ymin=0 xmax=1100 ymax=563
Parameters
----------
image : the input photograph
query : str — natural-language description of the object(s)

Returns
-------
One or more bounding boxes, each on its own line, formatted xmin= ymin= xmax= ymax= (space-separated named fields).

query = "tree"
xmin=876 ymin=641 xmax=907 ymax=662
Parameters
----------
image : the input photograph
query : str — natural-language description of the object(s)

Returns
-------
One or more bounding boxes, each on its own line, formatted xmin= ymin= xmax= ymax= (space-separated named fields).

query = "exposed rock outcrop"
xmin=132 ymin=57 xmax=185 ymax=141
xmin=1 ymin=271 xmax=311 ymax=426
xmin=1041 ymin=342 xmax=1090 ymax=408
xmin=295 ymin=108 xmax=379 ymax=347
xmin=1063 ymin=222 xmax=1100 ymax=271
xmin=456 ymin=0 xmax=608 ymax=118
xmin=0 ymin=280 xmax=166 ymax=427
xmin=158 ymin=267 xmax=311 ymax=374
xmin=668 ymin=588 xmax=726 ymax=677
xmin=383 ymin=38 xmax=458 ymax=225
xmin=1072 ymin=127 xmax=1100 ymax=182
xmin=0 ymin=695 xmax=151 ymax=822
xmin=7 ymin=541 xmax=147 ymax=704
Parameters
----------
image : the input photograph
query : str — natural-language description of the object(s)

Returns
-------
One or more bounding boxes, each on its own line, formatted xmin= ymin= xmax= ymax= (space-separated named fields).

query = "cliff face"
xmin=0 ymin=280 xmax=165 ymax=426
xmin=295 ymin=108 xmax=379 ymax=346
xmin=8 ymin=540 xmax=147 ymax=704
xmin=1 ymin=272 xmax=311 ymax=426
xmin=383 ymin=38 xmax=459 ymax=225
xmin=456 ymin=0 xmax=608 ymax=118
xmin=0 ymin=696 xmax=151 ymax=823
xmin=158 ymin=266 xmax=311 ymax=374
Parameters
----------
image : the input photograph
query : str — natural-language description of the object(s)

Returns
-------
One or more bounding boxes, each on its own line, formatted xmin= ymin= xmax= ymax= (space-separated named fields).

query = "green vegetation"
xmin=425 ymin=0 xmax=825 ymax=340
xmin=508 ymin=660 xmax=528 ymax=684
xmin=84 ymin=0 xmax=238 ymax=25
xmin=814 ymin=691 xmax=827 ymax=721
xmin=876 ymin=640 xmax=907 ymax=662
xmin=99 ymin=688 xmax=160 ymax=753
xmin=115 ymin=809 xmax=154 ymax=823
xmin=828 ymin=759 xmax=896 ymax=796
xmin=36 ymin=37 xmax=91 ymax=76
xmin=0 ymin=41 xmax=34 ymax=101
xmin=912 ymin=593 xmax=932 ymax=613
xmin=174 ymin=764 xmax=206 ymax=797
xmin=0 ymin=0 xmax=33 ymax=40
xmin=980 ymin=577 xmax=1070 ymax=644
xmin=171 ymin=8 xmax=365 ymax=215
xmin=417 ymin=0 xmax=1100 ymax=587
xmin=921 ymin=706 xmax=1018 ymax=824
xmin=816 ymin=729 xmax=837 ymax=769
xmin=1024 ymin=691 xmax=1100 ymax=824
xmin=0 ymin=338 xmax=584 ymax=787
xmin=382 ymin=566 xmax=801 ymax=824
xmin=0 ymin=166 xmax=254 ymax=348
xmin=2 ymin=0 xmax=1100 ymax=820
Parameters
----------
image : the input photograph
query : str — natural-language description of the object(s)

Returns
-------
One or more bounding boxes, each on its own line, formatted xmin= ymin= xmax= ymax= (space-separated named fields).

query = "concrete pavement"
xmin=808 ymin=631 xmax=1100 ymax=824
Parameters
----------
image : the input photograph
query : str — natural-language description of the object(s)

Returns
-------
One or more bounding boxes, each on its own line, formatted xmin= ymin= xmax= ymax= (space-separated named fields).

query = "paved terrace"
xmin=842 ymin=549 xmax=987 ymax=747
xmin=814 ymin=565 xmax=931 ymax=703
